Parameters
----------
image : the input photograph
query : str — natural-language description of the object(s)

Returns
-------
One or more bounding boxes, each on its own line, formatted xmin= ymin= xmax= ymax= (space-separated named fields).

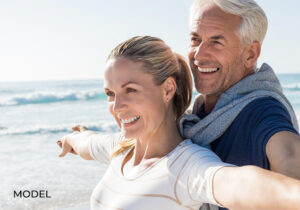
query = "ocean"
xmin=1 ymin=75 xmax=300 ymax=210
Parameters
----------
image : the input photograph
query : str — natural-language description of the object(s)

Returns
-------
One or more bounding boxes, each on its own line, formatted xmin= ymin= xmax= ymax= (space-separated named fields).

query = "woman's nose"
xmin=112 ymin=96 xmax=127 ymax=113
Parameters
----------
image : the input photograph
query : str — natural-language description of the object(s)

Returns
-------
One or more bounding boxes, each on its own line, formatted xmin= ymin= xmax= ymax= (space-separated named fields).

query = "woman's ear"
xmin=162 ymin=77 xmax=177 ymax=103
xmin=243 ymin=41 xmax=261 ymax=69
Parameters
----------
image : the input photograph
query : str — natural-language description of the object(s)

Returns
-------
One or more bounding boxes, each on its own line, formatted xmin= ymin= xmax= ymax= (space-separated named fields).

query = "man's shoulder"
xmin=211 ymin=97 xmax=294 ymax=167
xmin=239 ymin=96 xmax=289 ymax=117
xmin=229 ymin=96 xmax=295 ymax=136
xmin=246 ymin=96 xmax=285 ymax=105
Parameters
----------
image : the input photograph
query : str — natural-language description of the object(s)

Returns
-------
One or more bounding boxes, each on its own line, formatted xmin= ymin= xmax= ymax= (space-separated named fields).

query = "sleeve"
xmin=169 ymin=143 xmax=234 ymax=207
xmin=250 ymin=97 xmax=299 ymax=161
xmin=87 ymin=132 xmax=124 ymax=164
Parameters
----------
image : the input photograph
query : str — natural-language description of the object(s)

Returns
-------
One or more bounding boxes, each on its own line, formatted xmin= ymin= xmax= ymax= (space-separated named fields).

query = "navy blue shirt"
xmin=203 ymin=97 xmax=298 ymax=210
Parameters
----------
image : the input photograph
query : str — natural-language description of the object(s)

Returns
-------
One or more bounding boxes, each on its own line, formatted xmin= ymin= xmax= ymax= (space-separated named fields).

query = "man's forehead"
xmin=192 ymin=3 xmax=222 ymax=20
xmin=190 ymin=4 xmax=242 ymax=33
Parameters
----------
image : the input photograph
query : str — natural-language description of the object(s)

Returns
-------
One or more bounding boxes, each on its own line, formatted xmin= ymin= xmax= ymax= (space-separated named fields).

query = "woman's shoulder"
xmin=175 ymin=139 xmax=214 ymax=154
xmin=168 ymin=139 xmax=221 ymax=167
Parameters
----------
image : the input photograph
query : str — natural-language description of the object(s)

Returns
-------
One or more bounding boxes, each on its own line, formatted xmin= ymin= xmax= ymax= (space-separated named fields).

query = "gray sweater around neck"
xmin=180 ymin=63 xmax=298 ymax=147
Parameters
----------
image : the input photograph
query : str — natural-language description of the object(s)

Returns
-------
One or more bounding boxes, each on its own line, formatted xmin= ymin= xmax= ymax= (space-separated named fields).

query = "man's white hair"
xmin=190 ymin=0 xmax=268 ymax=46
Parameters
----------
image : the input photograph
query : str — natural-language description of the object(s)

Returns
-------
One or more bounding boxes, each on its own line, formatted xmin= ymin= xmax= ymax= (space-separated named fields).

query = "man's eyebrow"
xmin=211 ymin=35 xmax=226 ymax=41
xmin=190 ymin=32 xmax=198 ymax=37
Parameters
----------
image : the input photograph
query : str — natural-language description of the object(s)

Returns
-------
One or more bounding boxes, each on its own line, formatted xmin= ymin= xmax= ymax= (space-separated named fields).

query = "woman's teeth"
xmin=121 ymin=116 xmax=140 ymax=124
xmin=198 ymin=67 xmax=219 ymax=73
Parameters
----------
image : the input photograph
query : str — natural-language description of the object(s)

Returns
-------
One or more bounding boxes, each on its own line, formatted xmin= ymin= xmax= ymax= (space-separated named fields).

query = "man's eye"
xmin=213 ymin=40 xmax=223 ymax=45
xmin=190 ymin=37 xmax=201 ymax=45
xmin=126 ymin=88 xmax=136 ymax=93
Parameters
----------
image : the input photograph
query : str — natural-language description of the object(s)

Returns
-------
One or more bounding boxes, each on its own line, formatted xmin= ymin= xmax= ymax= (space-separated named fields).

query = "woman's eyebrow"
xmin=104 ymin=81 xmax=142 ymax=90
xmin=121 ymin=81 xmax=141 ymax=88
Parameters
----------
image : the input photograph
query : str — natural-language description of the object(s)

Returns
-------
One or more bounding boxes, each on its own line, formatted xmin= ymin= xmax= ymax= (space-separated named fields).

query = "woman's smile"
xmin=119 ymin=116 xmax=140 ymax=127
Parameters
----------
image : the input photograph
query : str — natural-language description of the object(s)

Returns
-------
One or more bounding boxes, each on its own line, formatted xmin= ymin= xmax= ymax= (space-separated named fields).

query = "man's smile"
xmin=197 ymin=67 xmax=220 ymax=73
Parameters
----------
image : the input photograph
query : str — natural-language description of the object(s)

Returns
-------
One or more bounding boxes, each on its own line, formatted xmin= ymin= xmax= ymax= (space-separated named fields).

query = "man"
xmin=179 ymin=0 xmax=300 ymax=208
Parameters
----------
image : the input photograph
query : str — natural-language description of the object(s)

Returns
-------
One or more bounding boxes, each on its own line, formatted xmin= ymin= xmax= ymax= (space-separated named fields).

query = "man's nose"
xmin=194 ymin=42 xmax=210 ymax=61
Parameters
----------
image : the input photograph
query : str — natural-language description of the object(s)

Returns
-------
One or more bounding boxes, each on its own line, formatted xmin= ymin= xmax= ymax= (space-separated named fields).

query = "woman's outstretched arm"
xmin=57 ymin=130 xmax=96 ymax=160
xmin=213 ymin=165 xmax=300 ymax=209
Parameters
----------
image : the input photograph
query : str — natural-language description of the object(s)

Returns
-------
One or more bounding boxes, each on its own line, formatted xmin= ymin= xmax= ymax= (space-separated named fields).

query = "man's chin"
xmin=196 ymin=83 xmax=220 ymax=94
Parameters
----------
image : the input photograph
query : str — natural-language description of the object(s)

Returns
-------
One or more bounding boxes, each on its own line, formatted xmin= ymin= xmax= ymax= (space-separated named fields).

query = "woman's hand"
xmin=72 ymin=124 xmax=88 ymax=132
xmin=57 ymin=135 xmax=77 ymax=157
xmin=57 ymin=125 xmax=95 ymax=160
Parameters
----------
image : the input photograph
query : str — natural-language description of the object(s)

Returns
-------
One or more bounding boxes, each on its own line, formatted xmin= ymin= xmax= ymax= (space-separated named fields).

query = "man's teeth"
xmin=121 ymin=116 xmax=140 ymax=124
xmin=198 ymin=67 xmax=219 ymax=73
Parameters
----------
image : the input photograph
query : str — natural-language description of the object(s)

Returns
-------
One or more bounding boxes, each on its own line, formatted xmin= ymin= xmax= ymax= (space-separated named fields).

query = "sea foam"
xmin=0 ymin=122 xmax=119 ymax=136
xmin=0 ymin=90 xmax=106 ymax=106
xmin=282 ymin=83 xmax=300 ymax=91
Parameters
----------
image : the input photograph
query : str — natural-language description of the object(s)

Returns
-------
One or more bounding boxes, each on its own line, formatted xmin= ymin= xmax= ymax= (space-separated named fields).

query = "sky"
xmin=0 ymin=0 xmax=299 ymax=82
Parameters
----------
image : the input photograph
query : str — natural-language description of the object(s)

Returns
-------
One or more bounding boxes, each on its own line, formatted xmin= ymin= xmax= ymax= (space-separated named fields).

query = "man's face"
xmin=188 ymin=4 xmax=249 ymax=98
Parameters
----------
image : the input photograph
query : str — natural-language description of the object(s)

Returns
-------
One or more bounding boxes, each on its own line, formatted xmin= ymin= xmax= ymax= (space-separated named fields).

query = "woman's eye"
xmin=105 ymin=91 xmax=115 ymax=97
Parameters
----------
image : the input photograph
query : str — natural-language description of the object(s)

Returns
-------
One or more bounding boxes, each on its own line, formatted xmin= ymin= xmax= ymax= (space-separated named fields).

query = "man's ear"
xmin=243 ymin=41 xmax=261 ymax=69
xmin=162 ymin=77 xmax=177 ymax=103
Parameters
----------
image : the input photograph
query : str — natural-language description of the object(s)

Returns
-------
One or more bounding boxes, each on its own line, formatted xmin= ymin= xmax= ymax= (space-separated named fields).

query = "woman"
xmin=57 ymin=36 xmax=300 ymax=210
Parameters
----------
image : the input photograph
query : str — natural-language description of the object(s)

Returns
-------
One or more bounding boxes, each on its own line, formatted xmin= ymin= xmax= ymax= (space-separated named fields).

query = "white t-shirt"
xmin=87 ymin=133 xmax=232 ymax=210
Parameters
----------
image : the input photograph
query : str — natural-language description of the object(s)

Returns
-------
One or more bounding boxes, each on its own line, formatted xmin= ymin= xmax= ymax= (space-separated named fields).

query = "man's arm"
xmin=213 ymin=165 xmax=300 ymax=209
xmin=266 ymin=131 xmax=300 ymax=179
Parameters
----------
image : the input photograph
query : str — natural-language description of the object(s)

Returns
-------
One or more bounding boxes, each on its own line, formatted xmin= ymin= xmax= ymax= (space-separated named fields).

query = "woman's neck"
xmin=122 ymin=121 xmax=182 ymax=178
xmin=132 ymin=120 xmax=182 ymax=166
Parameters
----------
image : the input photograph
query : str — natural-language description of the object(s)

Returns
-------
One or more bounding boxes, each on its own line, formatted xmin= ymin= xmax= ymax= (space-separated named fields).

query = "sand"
xmin=61 ymin=203 xmax=90 ymax=210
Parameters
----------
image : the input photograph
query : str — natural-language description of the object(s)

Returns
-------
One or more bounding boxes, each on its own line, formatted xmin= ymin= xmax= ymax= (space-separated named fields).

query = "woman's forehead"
xmin=105 ymin=57 xmax=144 ymax=75
xmin=104 ymin=57 xmax=154 ymax=88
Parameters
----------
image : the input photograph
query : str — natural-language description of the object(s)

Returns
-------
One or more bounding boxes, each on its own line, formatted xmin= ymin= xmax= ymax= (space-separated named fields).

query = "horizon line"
xmin=1 ymin=73 xmax=299 ymax=83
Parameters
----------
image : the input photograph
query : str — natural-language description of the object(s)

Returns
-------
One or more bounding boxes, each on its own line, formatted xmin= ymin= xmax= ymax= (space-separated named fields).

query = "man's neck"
xmin=203 ymin=94 xmax=221 ymax=114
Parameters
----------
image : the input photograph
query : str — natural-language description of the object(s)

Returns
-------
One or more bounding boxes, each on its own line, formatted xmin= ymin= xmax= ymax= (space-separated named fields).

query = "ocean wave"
xmin=0 ymin=90 xmax=106 ymax=106
xmin=282 ymin=83 xmax=300 ymax=91
xmin=0 ymin=122 xmax=120 ymax=136
xmin=0 ymin=89 xmax=17 ymax=94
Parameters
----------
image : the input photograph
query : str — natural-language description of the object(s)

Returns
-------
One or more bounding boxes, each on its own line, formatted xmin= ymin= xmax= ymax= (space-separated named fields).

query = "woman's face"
xmin=104 ymin=57 xmax=168 ymax=139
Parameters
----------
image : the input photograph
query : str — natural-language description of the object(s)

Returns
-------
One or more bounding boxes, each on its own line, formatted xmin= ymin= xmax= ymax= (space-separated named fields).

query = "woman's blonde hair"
xmin=108 ymin=36 xmax=193 ymax=159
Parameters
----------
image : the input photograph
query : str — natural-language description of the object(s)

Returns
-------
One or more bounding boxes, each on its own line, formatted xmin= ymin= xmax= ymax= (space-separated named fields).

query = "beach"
xmin=1 ymin=76 xmax=299 ymax=209
xmin=61 ymin=203 xmax=89 ymax=210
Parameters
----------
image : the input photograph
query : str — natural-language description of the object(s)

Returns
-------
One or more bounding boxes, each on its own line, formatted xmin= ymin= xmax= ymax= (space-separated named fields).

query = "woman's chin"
xmin=121 ymin=130 xmax=138 ymax=139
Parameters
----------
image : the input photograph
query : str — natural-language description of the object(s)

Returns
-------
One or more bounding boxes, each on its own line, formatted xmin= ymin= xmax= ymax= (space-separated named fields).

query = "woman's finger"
xmin=58 ymin=137 xmax=71 ymax=157
xmin=72 ymin=125 xmax=88 ymax=132
xmin=57 ymin=137 xmax=77 ymax=157
xmin=58 ymin=148 xmax=69 ymax=157
xmin=58 ymin=140 xmax=72 ymax=157
xmin=80 ymin=126 xmax=88 ymax=131
xmin=72 ymin=125 xmax=80 ymax=132
xmin=57 ymin=140 xmax=62 ymax=148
